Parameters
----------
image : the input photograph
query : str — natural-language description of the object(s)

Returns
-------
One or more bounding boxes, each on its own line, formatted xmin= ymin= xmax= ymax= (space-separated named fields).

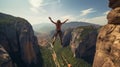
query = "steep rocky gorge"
xmin=93 ymin=0 xmax=120 ymax=67
xmin=0 ymin=13 xmax=43 ymax=67
xmin=63 ymin=26 xmax=99 ymax=64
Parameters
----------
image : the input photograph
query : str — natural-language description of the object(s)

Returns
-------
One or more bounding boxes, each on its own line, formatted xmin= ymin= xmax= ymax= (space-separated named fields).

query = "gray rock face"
xmin=0 ymin=13 xmax=43 ymax=67
xmin=93 ymin=0 xmax=120 ymax=67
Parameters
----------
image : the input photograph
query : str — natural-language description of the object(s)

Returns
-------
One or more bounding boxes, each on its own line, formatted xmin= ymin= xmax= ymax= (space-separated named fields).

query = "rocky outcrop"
xmin=70 ymin=27 xmax=83 ymax=57
xmin=0 ymin=45 xmax=12 ymax=67
xmin=93 ymin=0 xmax=120 ymax=67
xmin=0 ymin=13 xmax=43 ymax=67
xmin=0 ymin=45 xmax=9 ymax=60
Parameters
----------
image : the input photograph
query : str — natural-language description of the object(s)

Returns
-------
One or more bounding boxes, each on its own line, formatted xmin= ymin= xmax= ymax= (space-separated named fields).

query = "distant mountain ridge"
xmin=33 ymin=23 xmax=55 ymax=33
xmin=33 ymin=21 xmax=100 ymax=33
xmin=62 ymin=21 xmax=100 ymax=30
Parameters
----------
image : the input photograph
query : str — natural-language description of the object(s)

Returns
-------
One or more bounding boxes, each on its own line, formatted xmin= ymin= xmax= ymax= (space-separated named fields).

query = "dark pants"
xmin=52 ymin=30 xmax=63 ymax=45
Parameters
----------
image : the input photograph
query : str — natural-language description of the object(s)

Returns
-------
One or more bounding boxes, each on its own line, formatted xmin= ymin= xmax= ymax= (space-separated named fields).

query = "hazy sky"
xmin=0 ymin=0 xmax=110 ymax=25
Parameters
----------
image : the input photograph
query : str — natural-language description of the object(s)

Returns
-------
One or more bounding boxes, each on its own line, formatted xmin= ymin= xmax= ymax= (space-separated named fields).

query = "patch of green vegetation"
xmin=39 ymin=46 xmax=56 ymax=67
xmin=39 ymin=38 xmax=91 ymax=67
xmin=53 ymin=39 xmax=92 ymax=67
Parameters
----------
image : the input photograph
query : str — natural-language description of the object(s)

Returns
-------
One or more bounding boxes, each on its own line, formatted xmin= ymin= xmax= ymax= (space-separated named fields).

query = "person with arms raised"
xmin=48 ymin=17 xmax=69 ymax=46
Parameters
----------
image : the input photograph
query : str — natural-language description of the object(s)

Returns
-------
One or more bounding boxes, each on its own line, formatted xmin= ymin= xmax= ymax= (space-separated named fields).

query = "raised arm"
xmin=48 ymin=17 xmax=56 ymax=24
xmin=62 ymin=19 xmax=69 ymax=24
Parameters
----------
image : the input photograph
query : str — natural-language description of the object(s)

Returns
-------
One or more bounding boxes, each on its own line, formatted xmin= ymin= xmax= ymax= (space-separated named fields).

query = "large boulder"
xmin=93 ymin=24 xmax=120 ymax=67
xmin=93 ymin=0 xmax=120 ymax=67
xmin=0 ymin=13 xmax=43 ymax=67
